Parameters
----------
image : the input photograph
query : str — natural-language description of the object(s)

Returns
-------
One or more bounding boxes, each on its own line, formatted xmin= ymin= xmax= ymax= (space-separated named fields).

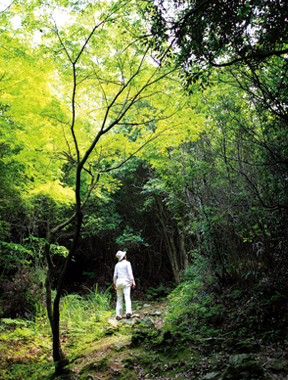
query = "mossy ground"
xmin=2 ymin=300 xmax=288 ymax=380
xmin=57 ymin=301 xmax=187 ymax=380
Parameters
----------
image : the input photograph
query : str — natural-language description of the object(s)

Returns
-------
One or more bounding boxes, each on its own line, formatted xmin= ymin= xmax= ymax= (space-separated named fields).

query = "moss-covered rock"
xmin=79 ymin=355 xmax=109 ymax=377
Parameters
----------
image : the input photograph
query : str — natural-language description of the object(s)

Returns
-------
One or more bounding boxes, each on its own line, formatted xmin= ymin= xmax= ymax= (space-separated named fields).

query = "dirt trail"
xmin=65 ymin=301 xmax=170 ymax=380
xmin=62 ymin=300 xmax=288 ymax=380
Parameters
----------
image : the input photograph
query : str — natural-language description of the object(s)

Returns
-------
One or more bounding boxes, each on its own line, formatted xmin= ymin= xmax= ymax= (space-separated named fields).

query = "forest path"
xmin=60 ymin=300 xmax=288 ymax=380
xmin=66 ymin=300 xmax=172 ymax=380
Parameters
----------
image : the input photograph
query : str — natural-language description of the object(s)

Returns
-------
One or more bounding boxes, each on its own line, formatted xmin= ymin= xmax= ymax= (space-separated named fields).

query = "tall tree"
xmin=1 ymin=0 xmax=198 ymax=373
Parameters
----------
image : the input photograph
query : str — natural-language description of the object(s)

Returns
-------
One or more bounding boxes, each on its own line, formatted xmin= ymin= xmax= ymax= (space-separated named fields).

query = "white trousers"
xmin=116 ymin=283 xmax=132 ymax=317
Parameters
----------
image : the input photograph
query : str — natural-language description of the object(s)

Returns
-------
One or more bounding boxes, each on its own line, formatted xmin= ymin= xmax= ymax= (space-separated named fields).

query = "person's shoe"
xmin=126 ymin=313 xmax=132 ymax=319
xmin=116 ymin=316 xmax=122 ymax=321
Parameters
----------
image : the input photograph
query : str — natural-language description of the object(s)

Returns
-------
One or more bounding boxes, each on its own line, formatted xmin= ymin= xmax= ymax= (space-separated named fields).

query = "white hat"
xmin=116 ymin=250 xmax=126 ymax=261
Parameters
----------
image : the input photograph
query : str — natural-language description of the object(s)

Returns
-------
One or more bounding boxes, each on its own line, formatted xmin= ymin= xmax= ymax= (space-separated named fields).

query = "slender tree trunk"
xmin=179 ymin=230 xmax=189 ymax=271
xmin=167 ymin=230 xmax=180 ymax=284
xmin=44 ymin=211 xmax=83 ymax=374
xmin=154 ymin=197 xmax=181 ymax=284
xmin=44 ymin=242 xmax=68 ymax=374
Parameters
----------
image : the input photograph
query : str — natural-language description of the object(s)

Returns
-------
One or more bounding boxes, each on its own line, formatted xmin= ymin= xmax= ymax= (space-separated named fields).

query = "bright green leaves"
xmin=0 ymin=0 xmax=203 ymax=233
xmin=28 ymin=180 xmax=75 ymax=206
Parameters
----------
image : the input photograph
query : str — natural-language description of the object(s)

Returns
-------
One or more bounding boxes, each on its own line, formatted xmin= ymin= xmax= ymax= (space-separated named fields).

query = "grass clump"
xmin=59 ymin=286 xmax=112 ymax=353
xmin=0 ymin=286 xmax=112 ymax=379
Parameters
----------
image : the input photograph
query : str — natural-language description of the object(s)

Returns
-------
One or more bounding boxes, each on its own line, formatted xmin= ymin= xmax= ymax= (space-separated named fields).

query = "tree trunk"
xmin=179 ymin=230 xmax=189 ymax=271
xmin=44 ymin=211 xmax=83 ymax=374
xmin=154 ymin=197 xmax=182 ymax=284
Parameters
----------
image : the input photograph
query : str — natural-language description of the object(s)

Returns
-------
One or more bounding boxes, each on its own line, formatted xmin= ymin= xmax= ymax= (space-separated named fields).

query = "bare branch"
xmin=71 ymin=64 xmax=80 ymax=162
xmin=100 ymin=133 xmax=158 ymax=174
xmin=73 ymin=1 xmax=132 ymax=66
xmin=102 ymin=65 xmax=178 ymax=136
xmin=52 ymin=18 xmax=73 ymax=64
xmin=227 ymin=161 xmax=288 ymax=211
xmin=92 ymin=63 xmax=109 ymax=109
xmin=209 ymin=49 xmax=288 ymax=68
xmin=0 ymin=0 xmax=15 ymax=14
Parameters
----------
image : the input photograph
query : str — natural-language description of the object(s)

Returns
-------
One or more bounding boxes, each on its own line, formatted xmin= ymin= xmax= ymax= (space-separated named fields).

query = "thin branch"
xmin=226 ymin=159 xmax=288 ymax=211
xmin=209 ymin=49 xmax=288 ymax=68
xmin=80 ymin=173 xmax=100 ymax=209
xmin=102 ymin=65 xmax=178 ymax=136
xmin=52 ymin=19 xmax=73 ymax=64
xmin=71 ymin=64 xmax=80 ymax=162
xmin=75 ymin=71 xmax=97 ymax=86
xmin=92 ymin=63 xmax=109 ymax=109
xmin=0 ymin=0 xmax=15 ymax=13
xmin=78 ymin=48 xmax=151 ymax=170
xmin=73 ymin=2 xmax=131 ymax=66
xmin=0 ymin=72 xmax=6 ymax=83
xmin=101 ymin=48 xmax=150 ymax=133
xmin=116 ymin=112 xmax=173 ymax=127
xmin=38 ymin=113 xmax=70 ymax=126
xmin=60 ymin=127 xmax=73 ymax=161
xmin=50 ymin=212 xmax=76 ymax=235
xmin=101 ymin=134 xmax=159 ymax=174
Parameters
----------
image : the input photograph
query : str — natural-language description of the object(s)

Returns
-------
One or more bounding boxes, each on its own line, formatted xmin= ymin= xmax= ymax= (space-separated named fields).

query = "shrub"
xmin=0 ymin=268 xmax=44 ymax=318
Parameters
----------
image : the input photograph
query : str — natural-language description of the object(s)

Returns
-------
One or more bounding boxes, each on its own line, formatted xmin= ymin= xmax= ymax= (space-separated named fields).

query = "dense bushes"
xmin=165 ymin=262 xmax=288 ymax=347
xmin=0 ymin=268 xmax=44 ymax=318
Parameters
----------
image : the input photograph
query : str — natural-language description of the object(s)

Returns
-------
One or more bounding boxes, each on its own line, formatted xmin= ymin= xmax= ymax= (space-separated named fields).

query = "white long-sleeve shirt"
xmin=113 ymin=260 xmax=134 ymax=287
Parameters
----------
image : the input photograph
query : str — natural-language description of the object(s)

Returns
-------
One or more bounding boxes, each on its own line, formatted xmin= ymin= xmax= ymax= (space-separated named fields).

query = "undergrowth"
xmin=164 ymin=258 xmax=288 ymax=352
xmin=126 ymin=260 xmax=288 ymax=380
xmin=0 ymin=287 xmax=112 ymax=380
xmin=2 ymin=259 xmax=288 ymax=380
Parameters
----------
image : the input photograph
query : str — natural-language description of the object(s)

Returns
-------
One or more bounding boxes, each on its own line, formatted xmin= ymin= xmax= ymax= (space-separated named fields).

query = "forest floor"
xmin=1 ymin=297 xmax=288 ymax=380
xmin=52 ymin=299 xmax=288 ymax=380
xmin=61 ymin=301 xmax=171 ymax=380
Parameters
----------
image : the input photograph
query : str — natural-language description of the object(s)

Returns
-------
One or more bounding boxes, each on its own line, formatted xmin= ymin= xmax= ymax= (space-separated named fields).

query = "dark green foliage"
xmin=222 ymin=359 xmax=264 ymax=380
xmin=147 ymin=0 xmax=288 ymax=88
xmin=0 ymin=233 xmax=71 ymax=318
xmin=146 ymin=284 xmax=171 ymax=300
xmin=165 ymin=262 xmax=288 ymax=354
xmin=0 ymin=267 xmax=43 ymax=318
xmin=0 ymin=237 xmax=47 ymax=318
xmin=164 ymin=264 xmax=217 ymax=340
xmin=130 ymin=328 xmax=157 ymax=347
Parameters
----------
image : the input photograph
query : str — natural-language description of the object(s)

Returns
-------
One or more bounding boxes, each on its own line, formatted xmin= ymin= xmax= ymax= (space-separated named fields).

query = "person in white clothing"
xmin=113 ymin=250 xmax=136 ymax=321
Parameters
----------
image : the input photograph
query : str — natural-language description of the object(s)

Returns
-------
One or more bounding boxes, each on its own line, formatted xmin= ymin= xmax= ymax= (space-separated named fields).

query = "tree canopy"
xmin=145 ymin=0 xmax=288 ymax=87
